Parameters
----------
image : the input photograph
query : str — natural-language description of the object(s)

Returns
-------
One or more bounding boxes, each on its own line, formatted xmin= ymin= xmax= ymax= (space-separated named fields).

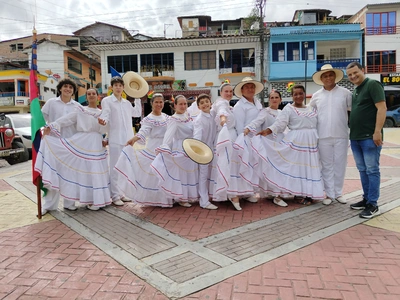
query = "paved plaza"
xmin=1 ymin=128 xmax=400 ymax=299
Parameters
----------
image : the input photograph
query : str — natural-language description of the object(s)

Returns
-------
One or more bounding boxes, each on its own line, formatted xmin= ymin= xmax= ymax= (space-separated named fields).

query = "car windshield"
xmin=10 ymin=115 xmax=31 ymax=128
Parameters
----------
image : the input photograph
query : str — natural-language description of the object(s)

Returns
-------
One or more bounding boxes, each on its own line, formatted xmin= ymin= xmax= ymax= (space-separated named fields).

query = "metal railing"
xmin=317 ymin=58 xmax=361 ymax=70
xmin=366 ymin=64 xmax=400 ymax=73
xmin=365 ymin=26 xmax=400 ymax=35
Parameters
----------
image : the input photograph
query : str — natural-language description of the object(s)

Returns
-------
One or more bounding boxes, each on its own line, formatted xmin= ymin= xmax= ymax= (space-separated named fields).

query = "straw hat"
xmin=234 ymin=77 xmax=264 ymax=98
xmin=122 ymin=71 xmax=149 ymax=98
xmin=182 ymin=138 xmax=214 ymax=165
xmin=312 ymin=64 xmax=344 ymax=86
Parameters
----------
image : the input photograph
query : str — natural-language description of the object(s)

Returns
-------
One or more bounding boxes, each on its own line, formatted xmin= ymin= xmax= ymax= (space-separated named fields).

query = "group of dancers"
xmin=35 ymin=64 xmax=352 ymax=214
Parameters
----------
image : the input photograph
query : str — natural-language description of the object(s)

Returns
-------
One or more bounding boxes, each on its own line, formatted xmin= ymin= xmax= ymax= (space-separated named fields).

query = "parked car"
xmin=0 ymin=113 xmax=29 ymax=164
xmin=5 ymin=113 xmax=32 ymax=158
xmin=384 ymin=104 xmax=400 ymax=128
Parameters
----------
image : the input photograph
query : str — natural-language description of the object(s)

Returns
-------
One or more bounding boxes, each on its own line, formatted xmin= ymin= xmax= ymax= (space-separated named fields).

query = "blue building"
xmin=267 ymin=23 xmax=363 ymax=99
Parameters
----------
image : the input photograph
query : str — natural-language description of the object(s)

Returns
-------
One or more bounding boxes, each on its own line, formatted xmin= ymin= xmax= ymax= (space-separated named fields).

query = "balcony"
xmin=366 ymin=64 xmax=400 ymax=74
xmin=365 ymin=26 xmax=400 ymax=35
xmin=317 ymin=58 xmax=361 ymax=71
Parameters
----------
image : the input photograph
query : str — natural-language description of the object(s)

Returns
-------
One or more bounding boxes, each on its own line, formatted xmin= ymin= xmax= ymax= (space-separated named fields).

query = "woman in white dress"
xmin=113 ymin=93 xmax=170 ymax=207
xmin=151 ymin=95 xmax=198 ymax=207
xmin=35 ymin=88 xmax=111 ymax=211
xmin=244 ymin=90 xmax=290 ymax=207
xmin=254 ymin=85 xmax=324 ymax=203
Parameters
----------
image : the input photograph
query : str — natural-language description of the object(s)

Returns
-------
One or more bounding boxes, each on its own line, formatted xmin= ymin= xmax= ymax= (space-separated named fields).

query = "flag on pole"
xmin=30 ymin=28 xmax=47 ymax=195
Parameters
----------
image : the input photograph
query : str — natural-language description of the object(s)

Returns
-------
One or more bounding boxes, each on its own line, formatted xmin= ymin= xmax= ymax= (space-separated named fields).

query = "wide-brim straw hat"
xmin=182 ymin=138 xmax=214 ymax=165
xmin=312 ymin=64 xmax=344 ymax=86
xmin=122 ymin=71 xmax=149 ymax=98
xmin=234 ymin=77 xmax=264 ymax=98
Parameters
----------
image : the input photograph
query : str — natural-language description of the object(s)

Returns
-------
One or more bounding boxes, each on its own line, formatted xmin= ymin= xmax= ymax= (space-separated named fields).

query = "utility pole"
xmin=257 ymin=0 xmax=267 ymax=103
xmin=164 ymin=24 xmax=173 ymax=38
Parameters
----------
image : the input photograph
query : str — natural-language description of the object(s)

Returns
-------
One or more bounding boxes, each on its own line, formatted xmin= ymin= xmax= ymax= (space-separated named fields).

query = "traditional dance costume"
xmin=35 ymin=106 xmax=111 ymax=208
xmin=251 ymin=104 xmax=324 ymax=199
xmin=114 ymin=113 xmax=171 ymax=207
xmin=151 ymin=112 xmax=199 ymax=205
xmin=40 ymin=97 xmax=82 ymax=211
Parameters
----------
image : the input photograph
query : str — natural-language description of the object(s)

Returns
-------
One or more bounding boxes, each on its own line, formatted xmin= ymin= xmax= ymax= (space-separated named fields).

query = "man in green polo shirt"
xmin=346 ymin=62 xmax=387 ymax=219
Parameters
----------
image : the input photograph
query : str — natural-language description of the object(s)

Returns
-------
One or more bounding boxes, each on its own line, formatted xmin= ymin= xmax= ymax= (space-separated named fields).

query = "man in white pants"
xmin=310 ymin=64 xmax=352 ymax=205
xmin=99 ymin=76 xmax=142 ymax=206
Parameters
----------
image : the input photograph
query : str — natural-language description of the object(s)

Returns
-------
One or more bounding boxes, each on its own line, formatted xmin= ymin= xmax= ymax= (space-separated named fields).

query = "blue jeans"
xmin=350 ymin=139 xmax=382 ymax=206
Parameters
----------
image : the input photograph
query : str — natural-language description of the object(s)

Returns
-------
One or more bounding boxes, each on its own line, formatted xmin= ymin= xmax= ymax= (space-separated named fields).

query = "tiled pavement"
xmin=0 ymin=128 xmax=400 ymax=299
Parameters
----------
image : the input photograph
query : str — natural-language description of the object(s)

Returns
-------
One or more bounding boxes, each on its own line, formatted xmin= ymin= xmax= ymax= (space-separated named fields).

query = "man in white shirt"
xmin=41 ymin=78 xmax=82 ymax=214
xmin=310 ymin=64 xmax=352 ymax=205
xmin=98 ymin=76 xmax=142 ymax=205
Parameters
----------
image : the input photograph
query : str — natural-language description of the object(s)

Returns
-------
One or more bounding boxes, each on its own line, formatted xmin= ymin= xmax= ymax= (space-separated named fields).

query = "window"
xmin=140 ymin=53 xmax=174 ymax=75
xmin=66 ymin=39 xmax=79 ymax=47
xmin=89 ymin=68 xmax=96 ymax=81
xmin=107 ymin=55 xmax=138 ymax=73
xmin=367 ymin=50 xmax=396 ymax=73
xmin=272 ymin=43 xmax=285 ymax=62
xmin=17 ymin=43 xmax=23 ymax=51
xmin=302 ymin=42 xmax=315 ymax=60
xmin=366 ymin=12 xmax=396 ymax=35
xmin=219 ymin=49 xmax=255 ymax=72
xmin=10 ymin=44 xmax=16 ymax=52
xmin=185 ymin=51 xmax=216 ymax=70
xmin=330 ymin=48 xmax=346 ymax=59
xmin=287 ymin=42 xmax=300 ymax=61
xmin=67 ymin=57 xmax=82 ymax=74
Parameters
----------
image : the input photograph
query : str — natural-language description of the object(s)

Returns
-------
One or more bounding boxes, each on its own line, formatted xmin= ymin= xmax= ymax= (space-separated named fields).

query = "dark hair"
xmin=196 ymin=94 xmax=210 ymax=105
xmin=86 ymin=88 xmax=98 ymax=96
xmin=57 ymin=78 xmax=77 ymax=94
xmin=174 ymin=95 xmax=186 ymax=105
xmin=150 ymin=93 xmax=164 ymax=104
xmin=110 ymin=76 xmax=124 ymax=86
xmin=269 ymin=90 xmax=282 ymax=99
xmin=346 ymin=61 xmax=363 ymax=70
xmin=291 ymin=84 xmax=305 ymax=95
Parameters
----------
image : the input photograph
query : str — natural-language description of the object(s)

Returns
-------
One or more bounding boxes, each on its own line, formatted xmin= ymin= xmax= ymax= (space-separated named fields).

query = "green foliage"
xmin=243 ymin=7 xmax=261 ymax=33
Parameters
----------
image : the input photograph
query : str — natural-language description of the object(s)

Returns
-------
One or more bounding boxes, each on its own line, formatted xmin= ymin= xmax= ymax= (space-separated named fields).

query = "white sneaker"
xmin=335 ymin=196 xmax=347 ymax=204
xmin=246 ymin=196 xmax=258 ymax=203
xmin=113 ymin=199 xmax=124 ymax=206
xmin=64 ymin=206 xmax=77 ymax=211
xmin=273 ymin=197 xmax=288 ymax=207
xmin=87 ymin=205 xmax=100 ymax=211
xmin=322 ymin=198 xmax=333 ymax=205
xmin=204 ymin=204 xmax=218 ymax=210
xmin=178 ymin=202 xmax=192 ymax=207
xmin=229 ymin=198 xmax=242 ymax=211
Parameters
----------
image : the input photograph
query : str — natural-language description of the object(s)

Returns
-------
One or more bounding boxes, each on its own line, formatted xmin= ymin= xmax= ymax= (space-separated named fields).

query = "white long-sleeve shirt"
xmin=233 ymin=96 xmax=263 ymax=135
xmin=193 ymin=111 xmax=217 ymax=148
xmin=309 ymin=85 xmax=352 ymax=139
xmin=100 ymin=95 xmax=142 ymax=145
xmin=42 ymin=97 xmax=81 ymax=138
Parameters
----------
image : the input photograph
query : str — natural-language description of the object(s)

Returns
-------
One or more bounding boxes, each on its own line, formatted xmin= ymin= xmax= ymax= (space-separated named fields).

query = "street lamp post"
xmin=88 ymin=54 xmax=93 ymax=88
xmin=304 ymin=41 xmax=308 ymax=104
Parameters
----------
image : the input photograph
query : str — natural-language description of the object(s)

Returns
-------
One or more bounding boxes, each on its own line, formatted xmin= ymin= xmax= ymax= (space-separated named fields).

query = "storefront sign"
xmin=381 ymin=73 xmax=400 ymax=85
xmin=0 ymin=97 xmax=14 ymax=106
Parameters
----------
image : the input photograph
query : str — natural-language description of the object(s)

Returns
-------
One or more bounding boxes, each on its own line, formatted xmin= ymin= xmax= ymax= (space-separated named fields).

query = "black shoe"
xmin=359 ymin=204 xmax=379 ymax=219
xmin=350 ymin=198 xmax=367 ymax=210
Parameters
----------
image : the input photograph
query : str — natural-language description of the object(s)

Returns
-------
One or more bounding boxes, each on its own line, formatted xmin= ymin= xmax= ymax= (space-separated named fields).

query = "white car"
xmin=5 ymin=113 xmax=32 ymax=157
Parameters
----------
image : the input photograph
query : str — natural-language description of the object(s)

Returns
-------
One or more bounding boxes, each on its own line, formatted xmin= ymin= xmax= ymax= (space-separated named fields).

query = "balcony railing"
xmin=317 ymin=58 xmax=361 ymax=71
xmin=180 ymin=29 xmax=245 ymax=37
xmin=365 ymin=26 xmax=400 ymax=35
xmin=366 ymin=64 xmax=400 ymax=73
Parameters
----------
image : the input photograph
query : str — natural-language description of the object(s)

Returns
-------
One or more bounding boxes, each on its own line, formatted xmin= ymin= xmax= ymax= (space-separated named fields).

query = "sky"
xmin=0 ymin=0 xmax=397 ymax=41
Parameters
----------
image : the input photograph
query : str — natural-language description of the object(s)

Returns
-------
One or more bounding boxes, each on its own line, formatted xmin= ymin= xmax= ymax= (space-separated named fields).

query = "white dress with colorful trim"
xmin=250 ymin=104 xmax=324 ymax=199
xmin=34 ymin=106 xmax=111 ymax=207
xmin=114 ymin=113 xmax=171 ymax=207
xmin=150 ymin=112 xmax=199 ymax=204
xmin=244 ymin=107 xmax=289 ymax=197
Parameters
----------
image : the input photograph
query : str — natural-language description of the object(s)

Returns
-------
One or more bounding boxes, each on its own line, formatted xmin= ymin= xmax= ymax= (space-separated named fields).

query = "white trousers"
xmin=198 ymin=164 xmax=211 ymax=208
xmin=42 ymin=189 xmax=75 ymax=211
xmin=109 ymin=143 xmax=124 ymax=201
xmin=318 ymin=137 xmax=349 ymax=199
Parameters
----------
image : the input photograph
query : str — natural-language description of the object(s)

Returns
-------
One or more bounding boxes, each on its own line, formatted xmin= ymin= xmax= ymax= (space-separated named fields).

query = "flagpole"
xmin=31 ymin=26 xmax=43 ymax=220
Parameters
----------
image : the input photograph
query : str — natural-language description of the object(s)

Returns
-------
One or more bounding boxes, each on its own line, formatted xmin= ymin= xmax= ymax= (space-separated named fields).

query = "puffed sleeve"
xmin=49 ymin=111 xmax=78 ymax=135
xmin=268 ymin=105 xmax=290 ymax=134
xmin=233 ymin=102 xmax=245 ymax=135
xmin=136 ymin=119 xmax=152 ymax=145
xmin=160 ymin=118 xmax=177 ymax=150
